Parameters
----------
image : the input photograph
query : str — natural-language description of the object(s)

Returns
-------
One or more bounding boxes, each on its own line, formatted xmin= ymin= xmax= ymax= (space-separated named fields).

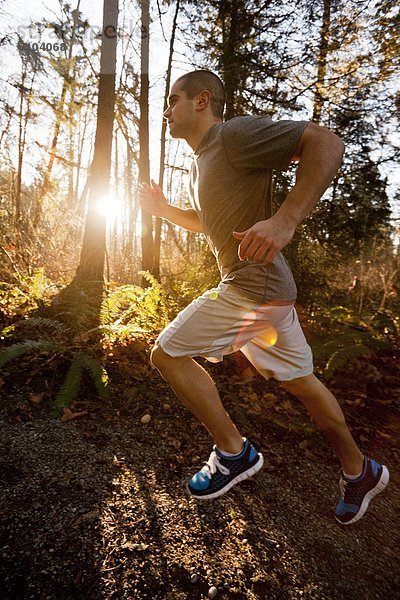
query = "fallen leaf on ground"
xmin=61 ymin=408 xmax=88 ymax=421
xmin=30 ymin=392 xmax=44 ymax=404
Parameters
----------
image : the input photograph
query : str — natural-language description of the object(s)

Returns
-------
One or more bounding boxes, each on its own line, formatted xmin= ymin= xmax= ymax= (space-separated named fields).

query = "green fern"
xmin=137 ymin=270 xmax=170 ymax=327
xmin=79 ymin=353 xmax=109 ymax=400
xmin=52 ymin=354 xmax=83 ymax=415
xmin=1 ymin=317 xmax=72 ymax=339
xmin=312 ymin=331 xmax=391 ymax=361
xmin=0 ymin=340 xmax=60 ymax=368
xmin=370 ymin=312 xmax=398 ymax=335
xmin=52 ymin=352 xmax=109 ymax=416
xmin=324 ymin=344 xmax=372 ymax=379
xmin=100 ymin=285 xmax=141 ymax=325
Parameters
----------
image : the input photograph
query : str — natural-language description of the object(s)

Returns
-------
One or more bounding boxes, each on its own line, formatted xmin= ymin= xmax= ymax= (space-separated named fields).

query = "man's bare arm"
xmin=139 ymin=180 xmax=203 ymax=233
xmin=163 ymin=205 xmax=203 ymax=233
xmin=277 ymin=123 xmax=345 ymax=230
xmin=233 ymin=123 xmax=344 ymax=263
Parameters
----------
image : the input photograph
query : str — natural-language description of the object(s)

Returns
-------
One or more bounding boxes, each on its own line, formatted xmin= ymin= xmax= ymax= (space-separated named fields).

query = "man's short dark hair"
xmin=176 ymin=70 xmax=225 ymax=119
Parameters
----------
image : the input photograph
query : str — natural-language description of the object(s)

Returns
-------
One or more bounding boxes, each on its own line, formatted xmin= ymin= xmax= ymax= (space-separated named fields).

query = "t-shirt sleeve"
xmin=221 ymin=116 xmax=309 ymax=171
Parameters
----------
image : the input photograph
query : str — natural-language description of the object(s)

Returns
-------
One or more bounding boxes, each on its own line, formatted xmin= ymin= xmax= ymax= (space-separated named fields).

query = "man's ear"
xmin=195 ymin=90 xmax=211 ymax=111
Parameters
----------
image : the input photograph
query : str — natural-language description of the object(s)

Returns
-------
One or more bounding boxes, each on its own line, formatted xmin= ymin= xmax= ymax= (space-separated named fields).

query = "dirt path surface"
xmin=0 ymin=357 xmax=399 ymax=599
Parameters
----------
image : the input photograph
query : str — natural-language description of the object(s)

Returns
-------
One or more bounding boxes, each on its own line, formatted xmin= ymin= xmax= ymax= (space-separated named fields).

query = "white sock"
xmin=218 ymin=438 xmax=246 ymax=458
xmin=343 ymin=470 xmax=362 ymax=480
xmin=343 ymin=457 xmax=366 ymax=480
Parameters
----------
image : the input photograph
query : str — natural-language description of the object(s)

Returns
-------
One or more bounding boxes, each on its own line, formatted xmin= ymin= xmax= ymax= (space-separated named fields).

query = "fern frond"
xmin=139 ymin=270 xmax=160 ymax=290
xmin=52 ymin=355 xmax=83 ymax=415
xmin=15 ymin=317 xmax=72 ymax=335
xmin=361 ymin=336 xmax=392 ymax=352
xmin=100 ymin=285 xmax=141 ymax=325
xmin=370 ymin=312 xmax=398 ymax=335
xmin=312 ymin=333 xmax=365 ymax=360
xmin=79 ymin=353 xmax=109 ymax=400
xmin=0 ymin=340 xmax=60 ymax=368
xmin=324 ymin=345 xmax=372 ymax=379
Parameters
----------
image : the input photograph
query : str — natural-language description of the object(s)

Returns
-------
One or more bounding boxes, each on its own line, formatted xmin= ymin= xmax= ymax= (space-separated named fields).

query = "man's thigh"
xmin=156 ymin=282 xmax=297 ymax=365
xmin=240 ymin=306 xmax=314 ymax=381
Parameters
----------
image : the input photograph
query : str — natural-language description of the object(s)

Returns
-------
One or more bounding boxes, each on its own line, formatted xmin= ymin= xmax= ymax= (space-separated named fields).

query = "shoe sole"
xmin=187 ymin=453 xmax=264 ymax=500
xmin=335 ymin=465 xmax=390 ymax=525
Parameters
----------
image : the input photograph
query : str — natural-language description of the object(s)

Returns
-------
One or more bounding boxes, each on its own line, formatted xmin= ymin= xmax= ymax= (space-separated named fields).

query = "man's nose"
xmin=163 ymin=107 xmax=171 ymax=119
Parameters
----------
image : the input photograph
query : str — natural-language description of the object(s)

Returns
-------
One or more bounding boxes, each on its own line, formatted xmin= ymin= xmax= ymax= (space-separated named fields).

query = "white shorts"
xmin=156 ymin=282 xmax=313 ymax=382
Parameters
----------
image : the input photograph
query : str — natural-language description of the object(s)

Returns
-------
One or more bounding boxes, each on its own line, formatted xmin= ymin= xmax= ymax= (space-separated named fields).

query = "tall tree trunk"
xmin=220 ymin=0 xmax=240 ymax=121
xmin=15 ymin=66 xmax=36 ymax=262
xmin=15 ymin=68 xmax=26 ymax=236
xmin=125 ymin=137 xmax=134 ymax=259
xmin=75 ymin=0 xmax=118 ymax=282
xmin=73 ymin=102 xmax=89 ymax=210
xmin=112 ymin=126 xmax=119 ymax=264
xmin=139 ymin=0 xmax=153 ymax=285
xmin=312 ymin=0 xmax=331 ymax=124
xmin=153 ymin=0 xmax=180 ymax=281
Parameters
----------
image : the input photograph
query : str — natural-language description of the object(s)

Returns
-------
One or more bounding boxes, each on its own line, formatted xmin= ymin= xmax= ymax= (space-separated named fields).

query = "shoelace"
xmin=201 ymin=451 xmax=230 ymax=479
xmin=339 ymin=477 xmax=348 ymax=498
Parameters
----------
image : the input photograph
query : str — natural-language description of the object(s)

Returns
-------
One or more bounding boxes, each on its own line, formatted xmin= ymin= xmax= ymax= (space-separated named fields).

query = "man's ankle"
xmin=216 ymin=437 xmax=245 ymax=456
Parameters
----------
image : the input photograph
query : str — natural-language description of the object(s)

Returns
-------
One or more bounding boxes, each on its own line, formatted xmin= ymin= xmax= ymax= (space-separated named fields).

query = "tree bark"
xmin=220 ymin=0 xmax=240 ymax=121
xmin=312 ymin=0 xmax=331 ymax=124
xmin=153 ymin=0 xmax=180 ymax=281
xmin=75 ymin=0 xmax=118 ymax=282
xmin=139 ymin=0 xmax=154 ymax=285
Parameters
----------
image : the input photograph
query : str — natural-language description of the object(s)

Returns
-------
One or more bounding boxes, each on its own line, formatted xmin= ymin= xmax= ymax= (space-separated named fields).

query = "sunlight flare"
xmin=97 ymin=194 xmax=120 ymax=220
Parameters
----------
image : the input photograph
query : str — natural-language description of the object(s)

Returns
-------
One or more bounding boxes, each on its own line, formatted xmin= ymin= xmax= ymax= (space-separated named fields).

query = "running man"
xmin=139 ymin=70 xmax=389 ymax=525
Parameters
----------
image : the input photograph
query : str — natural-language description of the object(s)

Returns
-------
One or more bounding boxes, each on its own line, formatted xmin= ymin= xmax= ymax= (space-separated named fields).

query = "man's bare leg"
xmin=280 ymin=373 xmax=364 ymax=475
xmin=151 ymin=344 xmax=244 ymax=454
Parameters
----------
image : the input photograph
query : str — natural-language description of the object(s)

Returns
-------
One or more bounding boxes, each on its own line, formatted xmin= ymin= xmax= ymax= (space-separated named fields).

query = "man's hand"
xmin=232 ymin=216 xmax=296 ymax=264
xmin=139 ymin=179 xmax=169 ymax=217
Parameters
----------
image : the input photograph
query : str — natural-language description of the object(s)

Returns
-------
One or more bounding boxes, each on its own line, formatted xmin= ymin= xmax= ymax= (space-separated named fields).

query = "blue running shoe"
xmin=187 ymin=437 xmax=264 ymax=500
xmin=335 ymin=456 xmax=389 ymax=525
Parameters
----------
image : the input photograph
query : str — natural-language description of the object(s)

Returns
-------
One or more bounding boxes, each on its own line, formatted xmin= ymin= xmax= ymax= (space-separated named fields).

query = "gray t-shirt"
xmin=188 ymin=115 xmax=309 ymax=304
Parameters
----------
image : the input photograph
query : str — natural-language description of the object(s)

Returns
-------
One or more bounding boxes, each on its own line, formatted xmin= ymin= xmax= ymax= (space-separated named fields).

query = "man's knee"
xmin=279 ymin=373 xmax=315 ymax=396
xmin=150 ymin=343 xmax=168 ymax=370
xmin=150 ymin=343 xmax=188 ymax=373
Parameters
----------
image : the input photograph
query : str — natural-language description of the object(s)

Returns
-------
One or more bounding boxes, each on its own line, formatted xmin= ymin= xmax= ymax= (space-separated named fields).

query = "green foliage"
xmin=52 ymin=354 xmax=83 ymax=415
xmin=0 ymin=269 xmax=59 ymax=321
xmin=324 ymin=345 xmax=373 ymax=380
xmin=370 ymin=312 xmax=398 ymax=336
xmin=51 ymin=352 xmax=109 ymax=417
xmin=1 ymin=317 xmax=72 ymax=339
xmin=0 ymin=340 xmax=60 ymax=368
xmin=0 ymin=272 xmax=176 ymax=416
xmin=100 ymin=271 xmax=174 ymax=348
xmin=165 ymin=247 xmax=220 ymax=311
xmin=311 ymin=305 xmax=395 ymax=379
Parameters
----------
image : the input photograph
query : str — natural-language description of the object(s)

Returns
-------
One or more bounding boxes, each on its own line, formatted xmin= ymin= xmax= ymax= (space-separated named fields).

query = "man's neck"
xmin=186 ymin=118 xmax=222 ymax=151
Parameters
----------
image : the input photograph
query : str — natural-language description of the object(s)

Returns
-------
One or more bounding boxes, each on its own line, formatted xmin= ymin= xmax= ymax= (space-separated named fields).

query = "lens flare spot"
xmin=261 ymin=328 xmax=278 ymax=346
xmin=210 ymin=291 xmax=219 ymax=300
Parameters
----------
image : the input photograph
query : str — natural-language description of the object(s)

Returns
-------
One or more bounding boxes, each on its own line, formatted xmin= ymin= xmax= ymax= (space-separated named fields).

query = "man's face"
xmin=163 ymin=81 xmax=196 ymax=139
